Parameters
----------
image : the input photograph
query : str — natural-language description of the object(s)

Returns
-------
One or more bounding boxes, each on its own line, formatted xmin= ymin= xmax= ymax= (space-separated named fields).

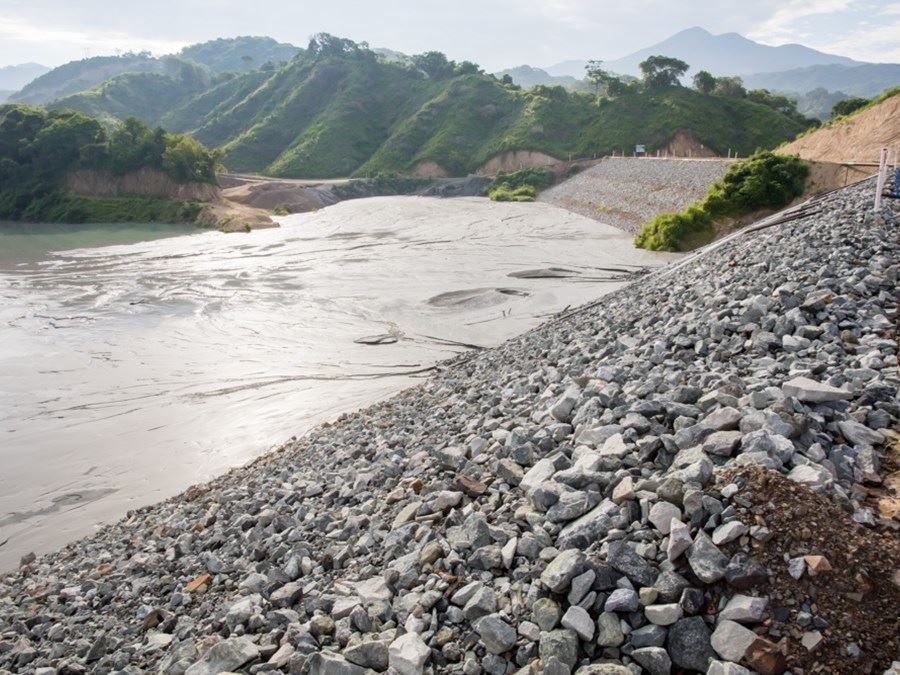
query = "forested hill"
xmin=0 ymin=104 xmax=221 ymax=222
xmin=43 ymin=35 xmax=812 ymax=178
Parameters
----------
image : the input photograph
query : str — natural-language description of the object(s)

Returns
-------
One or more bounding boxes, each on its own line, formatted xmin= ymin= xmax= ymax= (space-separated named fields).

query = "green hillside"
xmin=11 ymin=54 xmax=185 ymax=105
xmin=178 ymin=36 xmax=300 ymax=74
xmin=0 ymin=104 xmax=220 ymax=223
xmin=35 ymin=36 xmax=812 ymax=178
xmin=48 ymin=60 xmax=211 ymax=127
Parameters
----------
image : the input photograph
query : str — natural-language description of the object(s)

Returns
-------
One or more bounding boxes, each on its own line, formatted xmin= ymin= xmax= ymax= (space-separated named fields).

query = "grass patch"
xmin=634 ymin=151 xmax=809 ymax=251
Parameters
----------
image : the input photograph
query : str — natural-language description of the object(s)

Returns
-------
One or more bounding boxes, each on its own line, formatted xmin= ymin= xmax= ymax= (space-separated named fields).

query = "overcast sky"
xmin=1 ymin=0 xmax=898 ymax=70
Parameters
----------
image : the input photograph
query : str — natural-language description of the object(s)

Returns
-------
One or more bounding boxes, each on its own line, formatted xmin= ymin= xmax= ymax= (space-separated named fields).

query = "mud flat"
xmin=0 ymin=196 xmax=673 ymax=571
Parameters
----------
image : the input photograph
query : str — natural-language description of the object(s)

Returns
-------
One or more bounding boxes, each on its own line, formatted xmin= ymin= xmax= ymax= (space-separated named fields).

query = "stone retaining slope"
xmin=1 ymin=179 xmax=898 ymax=675
xmin=539 ymin=158 xmax=732 ymax=234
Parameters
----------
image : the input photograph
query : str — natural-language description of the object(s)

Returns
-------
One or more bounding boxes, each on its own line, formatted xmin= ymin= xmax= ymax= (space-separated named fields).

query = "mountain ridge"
xmin=541 ymin=26 xmax=864 ymax=79
xmin=43 ymin=40 xmax=809 ymax=178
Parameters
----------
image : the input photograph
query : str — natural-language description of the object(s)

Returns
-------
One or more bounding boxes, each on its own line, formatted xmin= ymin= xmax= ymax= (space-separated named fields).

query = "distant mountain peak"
xmin=601 ymin=27 xmax=860 ymax=77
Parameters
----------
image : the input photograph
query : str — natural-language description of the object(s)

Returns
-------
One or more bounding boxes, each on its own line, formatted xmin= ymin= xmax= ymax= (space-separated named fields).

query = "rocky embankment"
xmin=1 ymin=179 xmax=898 ymax=675
xmin=539 ymin=159 xmax=732 ymax=234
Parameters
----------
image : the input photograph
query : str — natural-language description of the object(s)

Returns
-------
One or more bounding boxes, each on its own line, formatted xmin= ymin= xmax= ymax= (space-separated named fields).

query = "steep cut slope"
xmin=780 ymin=91 xmax=900 ymax=163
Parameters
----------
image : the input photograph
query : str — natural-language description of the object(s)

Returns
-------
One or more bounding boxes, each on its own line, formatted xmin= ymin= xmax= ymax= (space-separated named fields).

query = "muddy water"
xmin=0 ymin=197 xmax=677 ymax=569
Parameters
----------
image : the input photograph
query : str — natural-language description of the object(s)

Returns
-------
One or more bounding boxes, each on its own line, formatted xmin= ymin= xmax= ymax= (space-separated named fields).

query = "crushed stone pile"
xmin=1 ymin=178 xmax=898 ymax=675
xmin=538 ymin=158 xmax=732 ymax=234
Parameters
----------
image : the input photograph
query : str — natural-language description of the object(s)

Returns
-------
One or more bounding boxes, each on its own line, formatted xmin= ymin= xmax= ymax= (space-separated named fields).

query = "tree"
xmin=307 ymin=33 xmax=359 ymax=57
xmin=714 ymin=76 xmax=746 ymax=99
xmin=241 ymin=54 xmax=254 ymax=68
xmin=584 ymin=60 xmax=610 ymax=94
xmin=639 ymin=55 xmax=689 ymax=89
xmin=412 ymin=51 xmax=454 ymax=79
xmin=455 ymin=60 xmax=482 ymax=76
xmin=605 ymin=77 xmax=629 ymax=96
xmin=831 ymin=96 xmax=868 ymax=118
xmin=693 ymin=70 xmax=715 ymax=95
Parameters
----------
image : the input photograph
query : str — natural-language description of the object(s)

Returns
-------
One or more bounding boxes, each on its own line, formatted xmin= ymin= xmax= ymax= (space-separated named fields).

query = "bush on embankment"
xmin=486 ymin=167 xmax=556 ymax=202
xmin=634 ymin=151 xmax=809 ymax=251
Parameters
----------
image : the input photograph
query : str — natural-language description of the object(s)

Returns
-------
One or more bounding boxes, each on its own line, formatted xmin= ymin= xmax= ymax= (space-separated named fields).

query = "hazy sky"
xmin=1 ymin=0 xmax=898 ymax=70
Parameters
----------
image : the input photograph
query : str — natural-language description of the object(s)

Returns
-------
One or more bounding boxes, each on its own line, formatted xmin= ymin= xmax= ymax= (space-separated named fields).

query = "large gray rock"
xmin=667 ymin=617 xmax=715 ymax=672
xmin=475 ymin=614 xmax=517 ymax=654
xmin=185 ymin=638 xmax=260 ymax=675
xmin=561 ymin=605 xmax=595 ymax=641
xmin=556 ymin=500 xmax=617 ymax=549
xmin=782 ymin=376 xmax=851 ymax=402
xmin=837 ymin=419 xmax=885 ymax=446
xmin=596 ymin=612 xmax=624 ymax=647
xmin=631 ymin=646 xmax=672 ymax=675
xmin=308 ymin=652 xmax=367 ymax=675
xmin=687 ymin=531 xmax=729 ymax=583
xmin=344 ymin=639 xmax=389 ymax=670
xmin=607 ymin=540 xmax=657 ymax=586
xmin=539 ymin=629 xmax=579 ymax=669
xmin=388 ymin=632 xmax=430 ymax=675
xmin=720 ymin=594 xmax=767 ymax=623
xmin=711 ymin=619 xmax=757 ymax=662
xmin=541 ymin=548 xmax=586 ymax=592
xmin=648 ymin=501 xmax=681 ymax=534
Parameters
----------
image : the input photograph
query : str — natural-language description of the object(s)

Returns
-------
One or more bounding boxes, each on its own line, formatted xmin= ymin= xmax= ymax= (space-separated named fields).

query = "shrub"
xmin=634 ymin=151 xmax=808 ymax=252
xmin=486 ymin=167 xmax=555 ymax=201
xmin=634 ymin=205 xmax=712 ymax=251
xmin=489 ymin=185 xmax=537 ymax=202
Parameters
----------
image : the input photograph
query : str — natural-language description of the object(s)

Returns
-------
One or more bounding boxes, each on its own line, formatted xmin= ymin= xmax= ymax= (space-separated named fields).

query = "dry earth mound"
xmin=780 ymin=94 xmax=900 ymax=164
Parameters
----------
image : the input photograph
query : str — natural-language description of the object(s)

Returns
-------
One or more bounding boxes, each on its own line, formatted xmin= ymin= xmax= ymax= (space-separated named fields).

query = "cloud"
xmin=751 ymin=0 xmax=853 ymax=38
xmin=0 ymin=15 xmax=187 ymax=57
xmin=824 ymin=18 xmax=900 ymax=60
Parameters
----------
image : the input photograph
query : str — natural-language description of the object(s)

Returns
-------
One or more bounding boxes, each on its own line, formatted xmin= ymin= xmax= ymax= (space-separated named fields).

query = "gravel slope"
xmin=1 ymin=179 xmax=898 ymax=675
xmin=539 ymin=158 xmax=732 ymax=234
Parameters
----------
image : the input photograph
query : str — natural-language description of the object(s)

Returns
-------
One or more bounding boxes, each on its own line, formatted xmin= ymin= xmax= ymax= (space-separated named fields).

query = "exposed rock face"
xmin=66 ymin=168 xmax=221 ymax=201
xmin=478 ymin=149 xmax=563 ymax=175
xmin=0 ymin=178 xmax=897 ymax=674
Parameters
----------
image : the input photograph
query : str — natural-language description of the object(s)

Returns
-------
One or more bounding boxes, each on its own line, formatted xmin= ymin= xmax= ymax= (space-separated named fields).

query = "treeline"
xmin=0 ymin=104 xmax=222 ymax=221
xmin=575 ymin=56 xmax=815 ymax=128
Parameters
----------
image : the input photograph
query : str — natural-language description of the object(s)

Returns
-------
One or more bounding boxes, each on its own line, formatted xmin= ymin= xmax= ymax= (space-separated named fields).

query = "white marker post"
xmin=874 ymin=147 xmax=888 ymax=212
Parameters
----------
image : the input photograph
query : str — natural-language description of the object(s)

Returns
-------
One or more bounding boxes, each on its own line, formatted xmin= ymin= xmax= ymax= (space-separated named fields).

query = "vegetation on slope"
xmin=10 ymin=54 xmax=192 ymax=105
xmin=0 ymin=105 xmax=221 ymax=223
xmin=48 ymin=61 xmax=211 ymax=127
xmin=31 ymin=35 xmax=813 ymax=178
xmin=178 ymin=36 xmax=300 ymax=74
xmin=634 ymin=151 xmax=809 ymax=251
xmin=485 ymin=167 xmax=556 ymax=201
